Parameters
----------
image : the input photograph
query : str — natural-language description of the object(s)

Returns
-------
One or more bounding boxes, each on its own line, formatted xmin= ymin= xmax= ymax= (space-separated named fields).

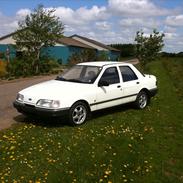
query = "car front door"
xmin=93 ymin=66 xmax=123 ymax=110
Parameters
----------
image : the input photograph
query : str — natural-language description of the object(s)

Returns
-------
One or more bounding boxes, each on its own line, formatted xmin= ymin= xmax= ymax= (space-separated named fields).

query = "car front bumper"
xmin=13 ymin=101 xmax=69 ymax=117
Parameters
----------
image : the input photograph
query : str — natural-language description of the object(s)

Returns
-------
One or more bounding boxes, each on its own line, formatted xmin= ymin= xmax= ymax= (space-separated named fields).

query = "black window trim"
xmin=99 ymin=66 xmax=120 ymax=85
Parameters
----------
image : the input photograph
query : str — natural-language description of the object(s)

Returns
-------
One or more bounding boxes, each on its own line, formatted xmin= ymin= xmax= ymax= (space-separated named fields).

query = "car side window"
xmin=100 ymin=67 xmax=120 ymax=84
xmin=119 ymin=66 xmax=138 ymax=82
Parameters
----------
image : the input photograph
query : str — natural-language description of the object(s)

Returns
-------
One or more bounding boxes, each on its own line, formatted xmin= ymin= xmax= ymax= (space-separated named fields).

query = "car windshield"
xmin=56 ymin=65 xmax=102 ymax=84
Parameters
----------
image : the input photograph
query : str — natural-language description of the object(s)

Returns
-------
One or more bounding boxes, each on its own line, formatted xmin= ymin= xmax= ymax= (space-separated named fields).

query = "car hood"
xmin=19 ymin=80 xmax=93 ymax=103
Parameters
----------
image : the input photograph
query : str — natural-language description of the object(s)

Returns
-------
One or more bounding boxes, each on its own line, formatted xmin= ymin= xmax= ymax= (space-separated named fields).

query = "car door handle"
xmin=136 ymin=82 xmax=140 ymax=84
xmin=117 ymin=85 xmax=121 ymax=88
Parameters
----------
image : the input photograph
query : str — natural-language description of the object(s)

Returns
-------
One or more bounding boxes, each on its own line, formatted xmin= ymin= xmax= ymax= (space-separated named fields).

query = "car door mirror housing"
xmin=98 ymin=80 xmax=109 ymax=87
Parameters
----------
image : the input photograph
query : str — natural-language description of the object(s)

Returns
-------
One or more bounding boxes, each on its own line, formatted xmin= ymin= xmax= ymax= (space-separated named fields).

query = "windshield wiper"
xmin=55 ymin=77 xmax=84 ymax=83
xmin=67 ymin=79 xmax=83 ymax=83
xmin=55 ymin=76 xmax=67 ymax=81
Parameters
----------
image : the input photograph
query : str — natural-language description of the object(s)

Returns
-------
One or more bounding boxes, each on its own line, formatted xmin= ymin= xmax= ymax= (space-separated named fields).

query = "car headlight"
xmin=16 ymin=93 xmax=24 ymax=102
xmin=36 ymin=99 xmax=60 ymax=109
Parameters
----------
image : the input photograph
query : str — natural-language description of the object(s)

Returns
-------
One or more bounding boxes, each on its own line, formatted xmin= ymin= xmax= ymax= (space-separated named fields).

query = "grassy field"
xmin=161 ymin=57 xmax=183 ymax=100
xmin=0 ymin=60 xmax=183 ymax=183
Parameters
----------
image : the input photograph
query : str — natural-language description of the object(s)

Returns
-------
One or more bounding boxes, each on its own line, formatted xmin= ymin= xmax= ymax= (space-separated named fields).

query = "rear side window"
xmin=120 ymin=66 xmax=138 ymax=82
xmin=100 ymin=67 xmax=120 ymax=84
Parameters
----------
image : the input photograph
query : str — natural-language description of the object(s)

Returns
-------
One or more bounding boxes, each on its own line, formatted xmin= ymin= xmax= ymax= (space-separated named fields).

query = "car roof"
xmin=77 ymin=61 xmax=131 ymax=67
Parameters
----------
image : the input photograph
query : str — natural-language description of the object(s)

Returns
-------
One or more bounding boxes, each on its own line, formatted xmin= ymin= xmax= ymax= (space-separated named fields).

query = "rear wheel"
xmin=69 ymin=102 xmax=89 ymax=126
xmin=135 ymin=91 xmax=149 ymax=109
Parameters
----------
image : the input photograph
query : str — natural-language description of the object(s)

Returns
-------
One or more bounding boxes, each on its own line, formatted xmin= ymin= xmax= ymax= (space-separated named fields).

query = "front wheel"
xmin=68 ymin=102 xmax=89 ymax=126
xmin=135 ymin=91 xmax=149 ymax=109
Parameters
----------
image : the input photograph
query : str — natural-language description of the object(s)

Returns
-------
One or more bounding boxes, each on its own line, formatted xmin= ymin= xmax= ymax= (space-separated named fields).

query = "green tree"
xmin=68 ymin=49 xmax=97 ymax=66
xmin=135 ymin=29 xmax=165 ymax=66
xmin=96 ymin=51 xmax=109 ymax=61
xmin=13 ymin=5 xmax=64 ymax=73
xmin=110 ymin=44 xmax=136 ymax=58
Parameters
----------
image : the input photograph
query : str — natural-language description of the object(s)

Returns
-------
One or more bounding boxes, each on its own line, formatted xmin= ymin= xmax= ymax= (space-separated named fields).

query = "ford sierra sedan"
xmin=13 ymin=61 xmax=157 ymax=126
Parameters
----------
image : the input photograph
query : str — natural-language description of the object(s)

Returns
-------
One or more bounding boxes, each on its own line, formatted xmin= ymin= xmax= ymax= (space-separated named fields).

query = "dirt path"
xmin=122 ymin=58 xmax=139 ymax=65
xmin=0 ymin=75 xmax=57 ymax=130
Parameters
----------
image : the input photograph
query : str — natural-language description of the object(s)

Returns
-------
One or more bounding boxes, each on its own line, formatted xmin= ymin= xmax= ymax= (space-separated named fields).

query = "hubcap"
xmin=72 ymin=105 xmax=87 ymax=124
xmin=139 ymin=94 xmax=147 ymax=108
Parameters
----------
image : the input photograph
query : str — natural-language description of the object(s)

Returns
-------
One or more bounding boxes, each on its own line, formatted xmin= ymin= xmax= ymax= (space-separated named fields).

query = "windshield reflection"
xmin=56 ymin=65 xmax=102 ymax=84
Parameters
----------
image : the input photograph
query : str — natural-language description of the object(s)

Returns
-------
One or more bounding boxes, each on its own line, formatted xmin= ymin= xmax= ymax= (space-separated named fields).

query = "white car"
xmin=13 ymin=61 xmax=157 ymax=126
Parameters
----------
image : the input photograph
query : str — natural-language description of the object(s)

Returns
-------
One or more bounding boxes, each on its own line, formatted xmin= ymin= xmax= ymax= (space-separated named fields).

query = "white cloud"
xmin=16 ymin=8 xmax=31 ymax=17
xmin=108 ymin=0 xmax=169 ymax=17
xmin=0 ymin=13 xmax=18 ymax=36
xmin=53 ymin=6 xmax=108 ymax=26
xmin=95 ymin=21 xmax=111 ymax=30
xmin=76 ymin=6 xmax=108 ymax=21
xmin=119 ymin=18 xmax=160 ymax=28
xmin=64 ymin=25 xmax=76 ymax=33
xmin=165 ymin=15 xmax=183 ymax=26
xmin=164 ymin=32 xmax=177 ymax=40
xmin=4 ymin=21 xmax=18 ymax=29
xmin=164 ymin=26 xmax=177 ymax=33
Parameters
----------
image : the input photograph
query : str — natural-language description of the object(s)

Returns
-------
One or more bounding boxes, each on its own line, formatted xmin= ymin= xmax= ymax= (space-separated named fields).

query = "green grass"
xmin=0 ymin=60 xmax=183 ymax=182
xmin=161 ymin=57 xmax=183 ymax=100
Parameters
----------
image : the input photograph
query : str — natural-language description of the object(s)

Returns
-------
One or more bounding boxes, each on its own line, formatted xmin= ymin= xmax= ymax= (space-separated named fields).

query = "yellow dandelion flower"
xmin=69 ymin=170 xmax=73 ymax=174
xmin=44 ymin=172 xmax=48 ymax=176
xmin=10 ymin=146 xmax=15 ymax=150
xmin=105 ymin=170 xmax=111 ymax=175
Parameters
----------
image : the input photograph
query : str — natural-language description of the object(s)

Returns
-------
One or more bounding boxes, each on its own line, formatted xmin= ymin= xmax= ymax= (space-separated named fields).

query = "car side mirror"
xmin=98 ymin=80 xmax=109 ymax=87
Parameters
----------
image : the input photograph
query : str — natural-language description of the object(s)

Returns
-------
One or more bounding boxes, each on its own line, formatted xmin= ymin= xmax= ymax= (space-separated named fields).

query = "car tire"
xmin=68 ymin=101 xmax=89 ymax=126
xmin=135 ymin=91 xmax=149 ymax=109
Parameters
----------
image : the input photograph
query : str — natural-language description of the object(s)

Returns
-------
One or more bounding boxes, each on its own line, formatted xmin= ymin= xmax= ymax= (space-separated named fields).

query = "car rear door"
xmin=119 ymin=66 xmax=142 ymax=103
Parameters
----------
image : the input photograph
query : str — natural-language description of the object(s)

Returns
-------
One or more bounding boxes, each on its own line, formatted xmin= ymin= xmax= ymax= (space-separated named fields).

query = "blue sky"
xmin=0 ymin=0 xmax=183 ymax=52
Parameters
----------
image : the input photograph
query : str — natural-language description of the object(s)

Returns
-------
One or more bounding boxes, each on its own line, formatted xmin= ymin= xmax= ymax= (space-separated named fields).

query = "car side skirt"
xmin=90 ymin=93 xmax=138 ymax=107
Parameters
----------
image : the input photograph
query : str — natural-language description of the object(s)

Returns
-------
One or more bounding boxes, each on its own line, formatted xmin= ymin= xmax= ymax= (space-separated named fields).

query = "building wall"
xmin=0 ymin=44 xmax=16 ymax=60
xmin=42 ymin=45 xmax=70 ymax=64
xmin=42 ymin=45 xmax=86 ymax=65
xmin=0 ymin=35 xmax=119 ymax=64
xmin=109 ymin=51 xmax=120 ymax=61
xmin=0 ymin=36 xmax=16 ymax=44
